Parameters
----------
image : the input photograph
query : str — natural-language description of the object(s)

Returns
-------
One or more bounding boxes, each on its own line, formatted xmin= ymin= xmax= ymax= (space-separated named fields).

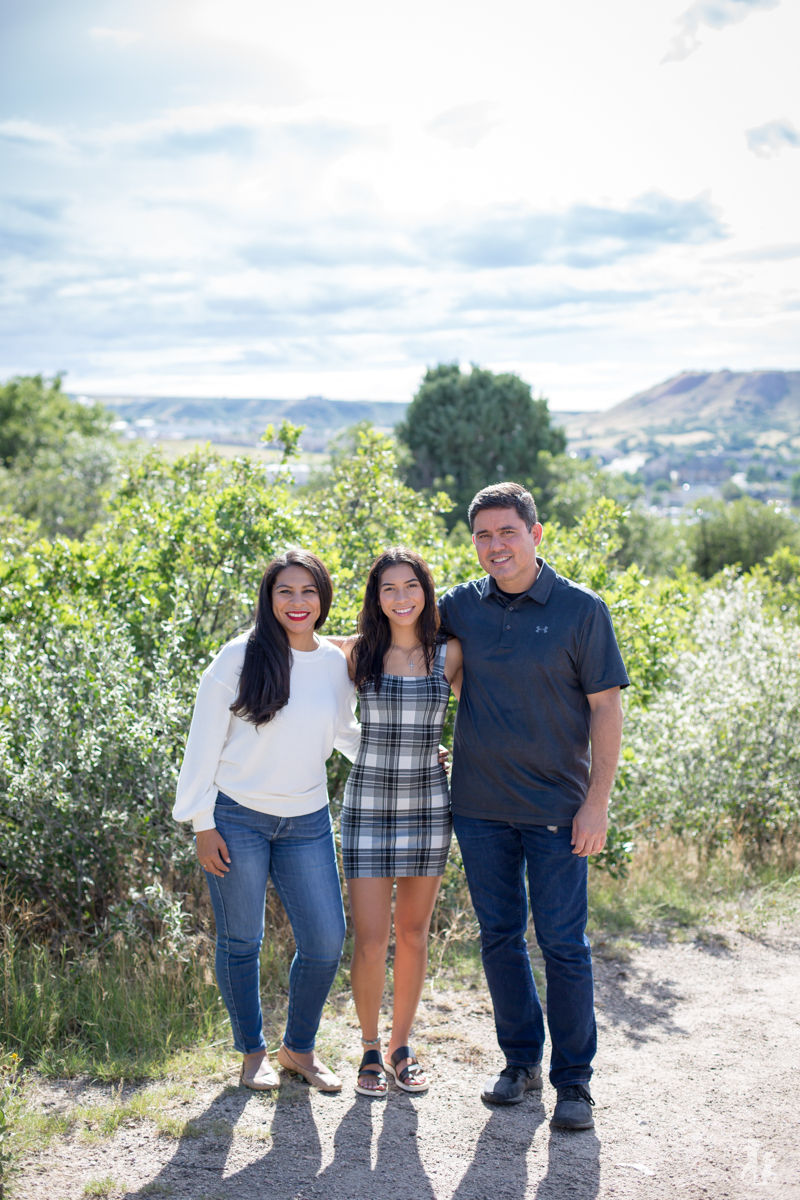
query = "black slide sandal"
xmin=385 ymin=1045 xmax=429 ymax=1093
xmin=355 ymin=1048 xmax=388 ymax=1097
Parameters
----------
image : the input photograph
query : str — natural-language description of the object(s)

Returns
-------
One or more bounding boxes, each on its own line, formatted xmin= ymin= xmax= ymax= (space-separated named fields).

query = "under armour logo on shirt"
xmin=535 ymin=626 xmax=548 ymax=633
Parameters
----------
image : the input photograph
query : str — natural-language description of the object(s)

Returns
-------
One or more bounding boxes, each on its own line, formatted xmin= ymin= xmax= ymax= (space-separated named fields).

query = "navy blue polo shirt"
xmin=438 ymin=558 xmax=629 ymax=826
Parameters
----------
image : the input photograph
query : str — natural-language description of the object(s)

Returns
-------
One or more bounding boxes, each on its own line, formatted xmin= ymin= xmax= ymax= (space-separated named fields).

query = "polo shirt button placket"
xmin=499 ymin=596 xmax=519 ymax=646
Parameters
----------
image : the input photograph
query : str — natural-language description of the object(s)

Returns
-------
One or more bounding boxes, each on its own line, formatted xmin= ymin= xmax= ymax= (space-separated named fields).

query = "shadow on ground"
xmin=123 ymin=1077 xmax=606 ymax=1200
xmin=451 ymin=1099 xmax=546 ymax=1199
xmin=126 ymin=1078 xmax=440 ymax=1200
xmin=534 ymin=1128 xmax=601 ymax=1199
xmin=594 ymin=958 xmax=689 ymax=1045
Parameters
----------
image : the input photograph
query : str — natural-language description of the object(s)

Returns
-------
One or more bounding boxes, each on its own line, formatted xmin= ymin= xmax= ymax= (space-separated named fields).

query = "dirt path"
xmin=11 ymin=927 xmax=800 ymax=1200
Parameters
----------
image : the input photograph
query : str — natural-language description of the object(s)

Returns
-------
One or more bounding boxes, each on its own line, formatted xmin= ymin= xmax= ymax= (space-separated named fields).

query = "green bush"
xmin=0 ymin=618 xmax=190 ymax=933
xmin=0 ymin=446 xmax=304 ymax=676
xmin=617 ymin=578 xmax=800 ymax=858
xmin=0 ymin=432 xmax=121 ymax=540
xmin=536 ymin=451 xmax=640 ymax=526
xmin=688 ymin=495 xmax=800 ymax=578
xmin=0 ymin=419 xmax=796 ymax=935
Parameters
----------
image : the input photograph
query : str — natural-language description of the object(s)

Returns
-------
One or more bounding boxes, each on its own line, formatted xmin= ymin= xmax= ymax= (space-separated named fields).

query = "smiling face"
xmin=472 ymin=506 xmax=543 ymax=590
xmin=271 ymin=564 xmax=322 ymax=646
xmin=378 ymin=563 xmax=425 ymax=632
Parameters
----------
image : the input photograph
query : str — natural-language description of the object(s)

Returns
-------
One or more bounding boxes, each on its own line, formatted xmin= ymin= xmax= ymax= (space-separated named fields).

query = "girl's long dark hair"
xmin=353 ymin=547 xmax=440 ymax=693
xmin=230 ymin=548 xmax=333 ymax=726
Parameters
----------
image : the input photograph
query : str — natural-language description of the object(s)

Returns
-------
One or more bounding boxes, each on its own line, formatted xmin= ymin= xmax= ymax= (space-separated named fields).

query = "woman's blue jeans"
xmin=453 ymin=814 xmax=596 ymax=1088
xmin=202 ymin=794 xmax=346 ymax=1056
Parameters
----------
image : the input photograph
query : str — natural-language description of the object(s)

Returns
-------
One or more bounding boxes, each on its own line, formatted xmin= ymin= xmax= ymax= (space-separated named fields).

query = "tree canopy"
xmin=396 ymin=363 xmax=566 ymax=526
xmin=0 ymin=374 xmax=109 ymax=468
xmin=688 ymin=495 xmax=800 ymax=579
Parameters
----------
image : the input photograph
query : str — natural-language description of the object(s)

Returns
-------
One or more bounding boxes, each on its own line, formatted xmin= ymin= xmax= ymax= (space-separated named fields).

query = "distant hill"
xmin=566 ymin=370 xmax=800 ymax=454
xmin=84 ymin=394 xmax=409 ymax=451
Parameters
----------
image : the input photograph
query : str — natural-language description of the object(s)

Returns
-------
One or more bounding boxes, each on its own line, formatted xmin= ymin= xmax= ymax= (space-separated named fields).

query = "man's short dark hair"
xmin=468 ymin=482 xmax=539 ymax=532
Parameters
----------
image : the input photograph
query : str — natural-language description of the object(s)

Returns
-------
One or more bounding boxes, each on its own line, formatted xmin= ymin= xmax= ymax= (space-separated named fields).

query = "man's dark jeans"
xmin=453 ymin=814 xmax=596 ymax=1088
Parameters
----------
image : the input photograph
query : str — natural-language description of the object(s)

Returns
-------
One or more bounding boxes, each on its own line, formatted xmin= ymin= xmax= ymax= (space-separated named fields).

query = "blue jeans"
xmin=203 ymin=795 xmax=346 ymax=1056
xmin=453 ymin=814 xmax=596 ymax=1088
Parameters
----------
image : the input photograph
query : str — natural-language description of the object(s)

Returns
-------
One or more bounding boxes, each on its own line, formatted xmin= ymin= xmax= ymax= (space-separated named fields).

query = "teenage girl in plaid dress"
xmin=333 ymin=548 xmax=463 ymax=1096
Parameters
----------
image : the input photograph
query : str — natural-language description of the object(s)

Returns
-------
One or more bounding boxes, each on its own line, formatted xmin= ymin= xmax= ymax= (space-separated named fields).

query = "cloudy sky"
xmin=1 ymin=0 xmax=798 ymax=411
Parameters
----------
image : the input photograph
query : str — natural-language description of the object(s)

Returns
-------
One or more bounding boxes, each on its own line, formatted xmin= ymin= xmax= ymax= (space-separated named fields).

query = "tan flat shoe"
xmin=240 ymin=1054 xmax=279 ymax=1090
xmin=277 ymin=1044 xmax=342 ymax=1092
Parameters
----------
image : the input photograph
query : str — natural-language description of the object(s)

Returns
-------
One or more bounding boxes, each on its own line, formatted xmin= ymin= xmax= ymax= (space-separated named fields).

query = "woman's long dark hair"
xmin=353 ymin=547 xmax=440 ymax=693
xmin=230 ymin=548 xmax=333 ymax=726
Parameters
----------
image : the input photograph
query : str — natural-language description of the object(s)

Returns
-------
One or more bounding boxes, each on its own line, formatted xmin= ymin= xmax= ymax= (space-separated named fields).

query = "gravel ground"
xmin=10 ymin=927 xmax=800 ymax=1200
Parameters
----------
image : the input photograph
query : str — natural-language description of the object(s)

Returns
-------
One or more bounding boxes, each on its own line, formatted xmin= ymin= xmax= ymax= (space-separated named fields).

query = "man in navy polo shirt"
xmin=439 ymin=481 xmax=628 ymax=1131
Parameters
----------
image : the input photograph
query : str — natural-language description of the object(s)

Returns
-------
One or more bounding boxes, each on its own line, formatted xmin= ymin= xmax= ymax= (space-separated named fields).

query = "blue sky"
xmin=1 ymin=0 xmax=798 ymax=410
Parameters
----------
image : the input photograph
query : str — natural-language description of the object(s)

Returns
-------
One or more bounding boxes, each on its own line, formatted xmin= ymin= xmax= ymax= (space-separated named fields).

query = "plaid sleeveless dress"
xmin=341 ymin=642 xmax=452 ymax=878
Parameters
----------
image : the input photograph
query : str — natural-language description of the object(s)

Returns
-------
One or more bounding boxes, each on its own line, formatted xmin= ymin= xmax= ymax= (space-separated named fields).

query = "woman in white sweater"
xmin=173 ymin=548 xmax=360 ymax=1092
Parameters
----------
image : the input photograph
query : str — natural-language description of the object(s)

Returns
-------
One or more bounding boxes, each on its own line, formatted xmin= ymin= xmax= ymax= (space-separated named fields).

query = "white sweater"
xmin=172 ymin=634 xmax=360 ymax=832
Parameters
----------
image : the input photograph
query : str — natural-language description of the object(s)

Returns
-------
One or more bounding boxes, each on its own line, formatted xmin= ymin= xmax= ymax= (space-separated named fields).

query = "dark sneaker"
xmin=481 ymin=1063 xmax=543 ymax=1105
xmin=550 ymin=1083 xmax=595 ymax=1130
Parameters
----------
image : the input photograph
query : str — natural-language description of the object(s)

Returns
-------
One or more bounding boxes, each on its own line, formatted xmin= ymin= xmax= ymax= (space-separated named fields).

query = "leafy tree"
xmin=0 ymin=433 xmax=120 ymax=540
xmin=543 ymin=497 xmax=695 ymax=708
xmin=396 ymin=363 xmax=566 ymax=527
xmin=616 ymin=509 xmax=693 ymax=578
xmin=721 ymin=479 xmax=743 ymax=502
xmin=746 ymin=547 xmax=800 ymax=624
xmin=535 ymin=451 xmax=640 ymax=525
xmin=0 ymin=375 xmax=117 ymax=540
xmin=0 ymin=375 xmax=109 ymax=467
xmin=536 ymin=453 xmax=690 ymax=577
xmin=688 ymin=496 xmax=800 ymax=579
xmin=0 ymin=444 xmax=304 ymax=677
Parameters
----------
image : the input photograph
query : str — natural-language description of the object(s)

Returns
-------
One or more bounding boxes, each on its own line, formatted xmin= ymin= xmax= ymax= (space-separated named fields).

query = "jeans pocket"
xmin=302 ymin=805 xmax=333 ymax=837
xmin=215 ymin=790 xmax=239 ymax=808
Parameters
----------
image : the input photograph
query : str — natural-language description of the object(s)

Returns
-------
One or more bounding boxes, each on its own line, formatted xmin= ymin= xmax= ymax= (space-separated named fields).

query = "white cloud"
xmin=1 ymin=0 xmax=799 ymax=408
xmin=0 ymin=119 xmax=66 ymax=149
xmin=88 ymin=27 xmax=141 ymax=47
xmin=427 ymin=102 xmax=500 ymax=150
xmin=663 ymin=0 xmax=781 ymax=62
xmin=746 ymin=119 xmax=800 ymax=159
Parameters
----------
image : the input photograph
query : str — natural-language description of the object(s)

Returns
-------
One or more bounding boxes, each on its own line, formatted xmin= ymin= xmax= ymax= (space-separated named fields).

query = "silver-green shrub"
xmin=618 ymin=578 xmax=800 ymax=857
xmin=0 ymin=617 xmax=192 ymax=933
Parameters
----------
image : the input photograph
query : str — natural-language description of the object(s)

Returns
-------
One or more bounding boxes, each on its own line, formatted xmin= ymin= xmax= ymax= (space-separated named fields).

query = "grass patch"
xmin=1 ymin=939 xmax=231 ymax=1080
xmin=155 ymin=1115 xmax=204 ymax=1139
xmin=588 ymin=841 xmax=800 ymax=943
xmin=9 ymin=1102 xmax=73 ymax=1157
xmin=83 ymin=1177 xmax=117 ymax=1197
xmin=11 ymin=1081 xmax=198 ymax=1160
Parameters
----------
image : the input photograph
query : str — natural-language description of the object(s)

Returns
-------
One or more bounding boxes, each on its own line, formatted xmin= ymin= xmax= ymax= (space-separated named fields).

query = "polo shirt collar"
xmin=480 ymin=557 xmax=557 ymax=606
